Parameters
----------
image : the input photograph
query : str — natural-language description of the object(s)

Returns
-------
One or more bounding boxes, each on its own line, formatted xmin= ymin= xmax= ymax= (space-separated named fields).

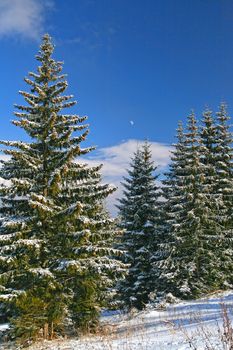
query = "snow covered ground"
xmin=0 ymin=324 xmax=9 ymax=332
xmin=1 ymin=291 xmax=233 ymax=349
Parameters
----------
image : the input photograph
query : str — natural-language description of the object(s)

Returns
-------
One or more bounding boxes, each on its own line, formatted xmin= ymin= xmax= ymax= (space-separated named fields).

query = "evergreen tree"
xmin=155 ymin=121 xmax=187 ymax=297
xmin=158 ymin=113 xmax=219 ymax=299
xmin=199 ymin=105 xmax=233 ymax=288
xmin=117 ymin=142 xmax=161 ymax=310
xmin=0 ymin=34 xmax=123 ymax=340
xmin=214 ymin=103 xmax=233 ymax=286
xmin=199 ymin=108 xmax=226 ymax=286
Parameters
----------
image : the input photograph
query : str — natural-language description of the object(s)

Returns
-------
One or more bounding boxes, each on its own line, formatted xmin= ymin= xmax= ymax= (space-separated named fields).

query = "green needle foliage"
xmin=214 ymin=104 xmax=233 ymax=287
xmin=117 ymin=142 xmax=161 ymax=310
xmin=0 ymin=34 xmax=123 ymax=341
xmin=158 ymin=109 xmax=233 ymax=300
xmin=158 ymin=114 xmax=219 ymax=298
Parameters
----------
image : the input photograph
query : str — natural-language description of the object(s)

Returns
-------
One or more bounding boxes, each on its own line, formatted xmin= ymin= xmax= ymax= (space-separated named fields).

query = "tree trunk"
xmin=50 ymin=321 xmax=54 ymax=340
xmin=43 ymin=323 xmax=49 ymax=339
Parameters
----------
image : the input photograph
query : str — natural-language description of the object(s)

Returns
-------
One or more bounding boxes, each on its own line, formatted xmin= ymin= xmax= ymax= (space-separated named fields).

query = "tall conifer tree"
xmin=117 ymin=143 xmax=161 ymax=310
xmin=156 ymin=122 xmax=187 ymax=297
xmin=199 ymin=105 xmax=233 ymax=288
xmin=214 ymin=103 xmax=233 ymax=286
xmin=0 ymin=34 xmax=123 ymax=340
xmin=199 ymin=108 xmax=226 ymax=286
xmin=158 ymin=114 xmax=219 ymax=299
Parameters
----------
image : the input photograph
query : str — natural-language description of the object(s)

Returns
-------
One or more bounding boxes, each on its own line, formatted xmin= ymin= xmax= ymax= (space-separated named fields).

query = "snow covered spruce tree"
xmin=158 ymin=113 xmax=220 ymax=299
xmin=213 ymin=103 xmax=233 ymax=286
xmin=199 ymin=108 xmax=226 ymax=284
xmin=199 ymin=105 xmax=233 ymax=288
xmin=117 ymin=142 xmax=161 ymax=310
xmin=0 ymin=34 xmax=123 ymax=340
xmin=155 ymin=121 xmax=187 ymax=298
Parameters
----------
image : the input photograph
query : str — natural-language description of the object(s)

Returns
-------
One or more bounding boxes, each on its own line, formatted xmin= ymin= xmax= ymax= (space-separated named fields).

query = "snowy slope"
xmin=1 ymin=291 xmax=233 ymax=349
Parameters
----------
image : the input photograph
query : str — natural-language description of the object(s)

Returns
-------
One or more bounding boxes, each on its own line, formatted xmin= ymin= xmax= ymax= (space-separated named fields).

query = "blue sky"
xmin=0 ymin=0 xmax=232 ymax=213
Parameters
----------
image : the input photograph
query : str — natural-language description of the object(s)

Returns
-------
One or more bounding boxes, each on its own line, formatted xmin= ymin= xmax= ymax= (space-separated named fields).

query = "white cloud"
xmin=86 ymin=139 xmax=171 ymax=174
xmin=82 ymin=139 xmax=171 ymax=215
xmin=0 ymin=0 xmax=53 ymax=40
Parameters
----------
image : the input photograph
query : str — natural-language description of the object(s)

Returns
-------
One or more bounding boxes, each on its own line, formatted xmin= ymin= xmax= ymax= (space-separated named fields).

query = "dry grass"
xmin=1 ymin=299 xmax=233 ymax=349
xmin=170 ymin=303 xmax=233 ymax=350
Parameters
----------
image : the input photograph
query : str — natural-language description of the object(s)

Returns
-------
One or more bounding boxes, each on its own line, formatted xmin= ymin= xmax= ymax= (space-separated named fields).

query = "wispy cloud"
xmin=61 ymin=22 xmax=118 ymax=53
xmin=86 ymin=139 xmax=171 ymax=174
xmin=0 ymin=0 xmax=53 ymax=40
xmin=82 ymin=139 xmax=171 ymax=215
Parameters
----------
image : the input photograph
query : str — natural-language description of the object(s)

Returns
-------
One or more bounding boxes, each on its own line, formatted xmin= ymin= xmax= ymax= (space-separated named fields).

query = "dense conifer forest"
xmin=0 ymin=35 xmax=232 ymax=345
